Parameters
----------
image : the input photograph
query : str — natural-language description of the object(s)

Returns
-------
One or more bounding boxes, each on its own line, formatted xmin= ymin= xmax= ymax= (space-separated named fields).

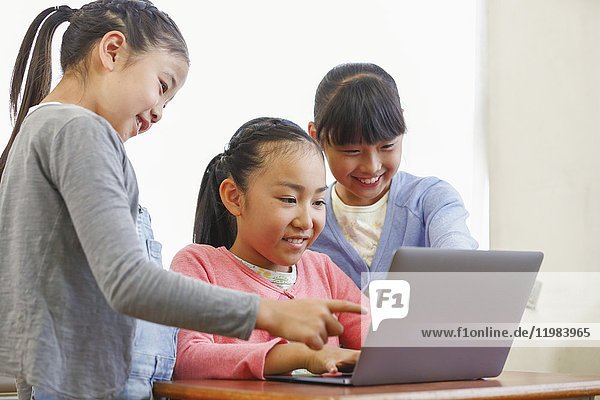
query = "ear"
xmin=219 ymin=178 xmax=243 ymax=217
xmin=98 ymin=31 xmax=127 ymax=72
xmin=308 ymin=122 xmax=317 ymax=140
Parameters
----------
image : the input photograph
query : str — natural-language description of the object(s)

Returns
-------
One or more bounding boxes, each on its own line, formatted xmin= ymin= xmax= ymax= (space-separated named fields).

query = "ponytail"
xmin=1 ymin=0 xmax=188 ymax=181
xmin=0 ymin=6 xmax=75 ymax=180
xmin=193 ymin=154 xmax=237 ymax=248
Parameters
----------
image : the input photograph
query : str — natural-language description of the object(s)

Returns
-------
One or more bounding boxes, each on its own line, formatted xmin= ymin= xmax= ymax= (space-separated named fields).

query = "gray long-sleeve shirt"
xmin=0 ymin=103 xmax=259 ymax=399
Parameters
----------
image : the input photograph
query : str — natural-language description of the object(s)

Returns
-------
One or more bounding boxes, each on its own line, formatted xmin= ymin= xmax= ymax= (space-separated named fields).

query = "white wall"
xmin=486 ymin=0 xmax=600 ymax=373
xmin=2 ymin=0 xmax=485 ymax=268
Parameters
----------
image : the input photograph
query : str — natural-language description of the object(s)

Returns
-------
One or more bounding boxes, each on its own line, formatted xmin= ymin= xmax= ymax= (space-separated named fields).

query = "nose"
xmin=292 ymin=205 xmax=313 ymax=231
xmin=150 ymin=105 xmax=163 ymax=123
xmin=360 ymin=150 xmax=382 ymax=174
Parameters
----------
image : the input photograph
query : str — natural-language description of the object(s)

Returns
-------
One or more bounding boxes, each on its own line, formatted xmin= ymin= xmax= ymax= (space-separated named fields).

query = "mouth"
xmin=283 ymin=237 xmax=309 ymax=245
xmin=355 ymin=175 xmax=382 ymax=185
xmin=136 ymin=116 xmax=150 ymax=135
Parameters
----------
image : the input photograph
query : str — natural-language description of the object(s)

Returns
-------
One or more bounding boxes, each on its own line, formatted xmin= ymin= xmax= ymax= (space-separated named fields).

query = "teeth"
xmin=285 ymin=238 xmax=304 ymax=244
xmin=358 ymin=176 xmax=380 ymax=184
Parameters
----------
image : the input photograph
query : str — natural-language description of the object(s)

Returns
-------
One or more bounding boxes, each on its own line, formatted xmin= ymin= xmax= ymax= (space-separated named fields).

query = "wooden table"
xmin=0 ymin=376 xmax=16 ymax=398
xmin=153 ymin=371 xmax=600 ymax=399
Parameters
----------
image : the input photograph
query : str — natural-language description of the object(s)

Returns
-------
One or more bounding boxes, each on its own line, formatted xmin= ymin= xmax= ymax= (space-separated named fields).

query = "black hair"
xmin=193 ymin=117 xmax=323 ymax=249
xmin=0 ymin=0 xmax=189 ymax=179
xmin=313 ymin=63 xmax=406 ymax=146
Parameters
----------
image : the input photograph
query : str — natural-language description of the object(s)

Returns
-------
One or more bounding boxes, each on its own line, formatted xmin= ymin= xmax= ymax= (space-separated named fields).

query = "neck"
xmin=237 ymin=255 xmax=292 ymax=273
xmin=42 ymin=73 xmax=95 ymax=111
xmin=228 ymin=244 xmax=292 ymax=273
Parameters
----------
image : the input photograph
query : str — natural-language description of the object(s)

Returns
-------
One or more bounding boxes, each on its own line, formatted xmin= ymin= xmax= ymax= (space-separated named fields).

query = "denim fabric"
xmin=116 ymin=206 xmax=178 ymax=400
xmin=33 ymin=206 xmax=177 ymax=400
xmin=31 ymin=387 xmax=61 ymax=400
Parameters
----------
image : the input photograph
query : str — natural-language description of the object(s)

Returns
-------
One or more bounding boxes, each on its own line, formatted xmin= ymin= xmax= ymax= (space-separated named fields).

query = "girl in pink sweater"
xmin=171 ymin=117 xmax=369 ymax=380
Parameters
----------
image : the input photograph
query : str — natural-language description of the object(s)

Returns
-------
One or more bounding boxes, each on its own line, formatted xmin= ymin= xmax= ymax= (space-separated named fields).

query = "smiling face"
xmin=99 ymin=48 xmax=189 ymax=142
xmin=322 ymin=136 xmax=403 ymax=206
xmin=228 ymin=145 xmax=327 ymax=271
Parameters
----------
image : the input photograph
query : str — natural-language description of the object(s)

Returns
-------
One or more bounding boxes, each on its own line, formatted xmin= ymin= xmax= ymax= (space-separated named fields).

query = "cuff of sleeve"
xmin=257 ymin=337 xmax=289 ymax=380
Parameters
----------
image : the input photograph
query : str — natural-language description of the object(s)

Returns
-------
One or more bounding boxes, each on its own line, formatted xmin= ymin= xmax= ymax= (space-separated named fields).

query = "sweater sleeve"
xmin=175 ymin=329 xmax=285 ymax=380
xmin=171 ymin=246 xmax=286 ymax=380
xmin=48 ymin=116 xmax=259 ymax=339
xmin=324 ymin=256 xmax=370 ymax=349
xmin=421 ymin=180 xmax=479 ymax=249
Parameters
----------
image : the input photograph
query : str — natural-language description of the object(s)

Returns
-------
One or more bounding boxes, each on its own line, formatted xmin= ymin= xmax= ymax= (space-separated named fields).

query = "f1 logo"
xmin=368 ymin=280 xmax=411 ymax=331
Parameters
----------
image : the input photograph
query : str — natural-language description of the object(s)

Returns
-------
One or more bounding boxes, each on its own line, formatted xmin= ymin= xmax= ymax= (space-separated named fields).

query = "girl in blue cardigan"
xmin=308 ymin=63 xmax=478 ymax=289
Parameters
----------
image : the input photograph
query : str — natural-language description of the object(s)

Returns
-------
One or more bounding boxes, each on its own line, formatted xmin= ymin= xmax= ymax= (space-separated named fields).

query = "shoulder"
xmin=300 ymin=250 xmax=363 ymax=297
xmin=299 ymin=249 xmax=333 ymax=268
xmin=27 ymin=103 xmax=114 ymax=132
xmin=25 ymin=103 xmax=121 ymax=150
xmin=300 ymin=250 xmax=353 ymax=280
xmin=390 ymin=172 xmax=462 ymax=207
xmin=171 ymin=244 xmax=225 ymax=276
xmin=391 ymin=171 xmax=444 ymax=194
xmin=297 ymin=250 xmax=333 ymax=281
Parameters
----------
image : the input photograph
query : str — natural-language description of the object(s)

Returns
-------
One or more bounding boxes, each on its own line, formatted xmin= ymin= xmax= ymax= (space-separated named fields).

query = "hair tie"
xmin=219 ymin=152 xmax=228 ymax=165
xmin=55 ymin=5 xmax=77 ymax=19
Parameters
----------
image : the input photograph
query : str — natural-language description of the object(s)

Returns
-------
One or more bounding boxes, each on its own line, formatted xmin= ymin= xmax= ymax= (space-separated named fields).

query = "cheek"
xmin=330 ymin=157 xmax=354 ymax=176
xmin=259 ymin=209 xmax=286 ymax=231
xmin=386 ymin=151 xmax=403 ymax=172
xmin=325 ymin=152 xmax=345 ymax=170
xmin=313 ymin=210 xmax=327 ymax=236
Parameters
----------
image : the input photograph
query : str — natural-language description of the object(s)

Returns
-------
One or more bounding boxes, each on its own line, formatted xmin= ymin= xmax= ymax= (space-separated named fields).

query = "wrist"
xmin=297 ymin=343 xmax=315 ymax=371
xmin=264 ymin=342 xmax=313 ymax=375
xmin=255 ymin=298 xmax=275 ymax=332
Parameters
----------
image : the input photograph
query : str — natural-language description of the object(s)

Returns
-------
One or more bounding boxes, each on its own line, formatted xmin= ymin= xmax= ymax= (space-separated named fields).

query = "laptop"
xmin=266 ymin=247 xmax=543 ymax=386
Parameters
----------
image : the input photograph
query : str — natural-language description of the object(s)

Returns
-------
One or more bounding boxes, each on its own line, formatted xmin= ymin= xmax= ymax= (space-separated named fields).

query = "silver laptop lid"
xmin=352 ymin=247 xmax=543 ymax=385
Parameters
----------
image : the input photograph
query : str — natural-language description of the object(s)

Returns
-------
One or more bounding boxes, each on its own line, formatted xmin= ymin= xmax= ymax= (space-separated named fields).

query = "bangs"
xmin=316 ymin=74 xmax=406 ymax=146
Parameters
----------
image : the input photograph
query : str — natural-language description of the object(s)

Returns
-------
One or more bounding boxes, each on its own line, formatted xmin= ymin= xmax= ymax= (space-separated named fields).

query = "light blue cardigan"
xmin=310 ymin=171 xmax=478 ymax=288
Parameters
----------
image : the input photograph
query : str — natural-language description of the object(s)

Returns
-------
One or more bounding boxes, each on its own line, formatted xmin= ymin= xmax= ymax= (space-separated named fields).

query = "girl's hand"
xmin=305 ymin=345 xmax=360 ymax=375
xmin=255 ymin=298 xmax=365 ymax=350
xmin=264 ymin=342 xmax=360 ymax=376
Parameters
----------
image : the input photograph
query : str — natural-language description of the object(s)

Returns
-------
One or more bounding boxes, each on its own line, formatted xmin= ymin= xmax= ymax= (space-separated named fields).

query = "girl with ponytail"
xmin=0 ymin=3 xmax=362 ymax=399
xmin=172 ymin=117 xmax=369 ymax=380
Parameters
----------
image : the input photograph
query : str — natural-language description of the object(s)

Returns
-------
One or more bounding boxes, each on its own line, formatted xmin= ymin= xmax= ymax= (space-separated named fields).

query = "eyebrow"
xmin=275 ymin=181 xmax=328 ymax=194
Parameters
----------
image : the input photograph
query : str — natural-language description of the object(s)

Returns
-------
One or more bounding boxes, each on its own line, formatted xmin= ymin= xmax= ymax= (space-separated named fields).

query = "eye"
xmin=342 ymin=149 xmax=360 ymax=154
xmin=160 ymin=81 xmax=168 ymax=94
xmin=381 ymin=143 xmax=395 ymax=150
xmin=313 ymin=200 xmax=326 ymax=207
xmin=280 ymin=197 xmax=296 ymax=204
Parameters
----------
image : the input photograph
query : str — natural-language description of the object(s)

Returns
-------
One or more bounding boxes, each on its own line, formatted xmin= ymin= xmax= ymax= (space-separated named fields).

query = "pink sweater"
xmin=171 ymin=244 xmax=369 ymax=380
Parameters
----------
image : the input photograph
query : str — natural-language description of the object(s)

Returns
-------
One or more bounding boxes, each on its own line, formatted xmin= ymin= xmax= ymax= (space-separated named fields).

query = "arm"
xmin=176 ymin=328 xmax=359 ymax=379
xmin=262 ymin=252 xmax=367 ymax=375
xmin=264 ymin=343 xmax=359 ymax=375
xmin=50 ymin=118 xmax=259 ymax=339
xmin=52 ymin=116 xmax=363 ymax=347
xmin=256 ymin=257 xmax=367 ymax=373
xmin=170 ymin=246 xmax=366 ymax=352
xmin=422 ymin=180 xmax=479 ymax=249
xmin=325 ymin=257 xmax=371 ymax=349
xmin=171 ymin=247 xmax=366 ymax=378
xmin=175 ymin=328 xmax=286 ymax=380
xmin=256 ymin=298 xmax=365 ymax=350
xmin=337 ymin=291 xmax=370 ymax=350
